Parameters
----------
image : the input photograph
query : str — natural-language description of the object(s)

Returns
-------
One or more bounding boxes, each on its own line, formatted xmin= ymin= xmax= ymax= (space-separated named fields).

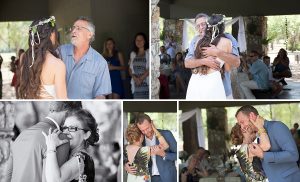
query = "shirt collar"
xmin=145 ymin=135 xmax=156 ymax=142
xmin=263 ymin=119 xmax=269 ymax=129
xmin=45 ymin=116 xmax=60 ymax=130
xmin=68 ymin=45 xmax=93 ymax=63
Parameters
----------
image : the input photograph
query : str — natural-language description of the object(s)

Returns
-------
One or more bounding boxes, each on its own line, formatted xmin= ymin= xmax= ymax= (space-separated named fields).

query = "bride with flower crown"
xmin=185 ymin=14 xmax=232 ymax=100
xmin=18 ymin=16 xmax=67 ymax=99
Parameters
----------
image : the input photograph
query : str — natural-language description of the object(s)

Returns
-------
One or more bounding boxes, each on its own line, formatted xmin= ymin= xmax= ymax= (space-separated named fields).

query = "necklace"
xmin=45 ymin=116 xmax=60 ymax=130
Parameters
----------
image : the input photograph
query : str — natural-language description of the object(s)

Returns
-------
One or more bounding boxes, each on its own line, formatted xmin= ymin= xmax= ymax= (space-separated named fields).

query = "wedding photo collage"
xmin=1 ymin=0 xmax=300 ymax=182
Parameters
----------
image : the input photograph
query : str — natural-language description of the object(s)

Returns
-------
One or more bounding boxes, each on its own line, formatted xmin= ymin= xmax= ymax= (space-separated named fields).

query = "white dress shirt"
xmin=145 ymin=135 xmax=160 ymax=176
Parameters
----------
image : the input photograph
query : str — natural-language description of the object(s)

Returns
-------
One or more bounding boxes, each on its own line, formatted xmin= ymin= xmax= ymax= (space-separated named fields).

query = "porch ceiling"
xmin=0 ymin=0 xmax=49 ymax=22
xmin=123 ymin=101 xmax=177 ymax=112
xmin=179 ymin=101 xmax=300 ymax=111
xmin=159 ymin=0 xmax=300 ymax=19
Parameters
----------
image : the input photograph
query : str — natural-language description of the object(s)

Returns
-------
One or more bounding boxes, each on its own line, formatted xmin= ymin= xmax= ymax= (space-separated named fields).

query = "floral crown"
xmin=29 ymin=16 xmax=56 ymax=67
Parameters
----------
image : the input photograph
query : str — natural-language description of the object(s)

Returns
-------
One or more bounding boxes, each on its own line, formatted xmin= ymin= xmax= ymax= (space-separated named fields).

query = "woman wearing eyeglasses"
xmin=18 ymin=16 xmax=67 ymax=99
xmin=43 ymin=109 xmax=99 ymax=182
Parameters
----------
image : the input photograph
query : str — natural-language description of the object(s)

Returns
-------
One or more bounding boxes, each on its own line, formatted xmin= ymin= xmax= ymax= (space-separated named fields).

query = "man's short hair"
xmin=135 ymin=113 xmax=151 ymax=125
xmin=75 ymin=16 xmax=95 ymax=43
xmin=50 ymin=101 xmax=82 ymax=112
xmin=194 ymin=13 xmax=209 ymax=22
xmin=263 ymin=56 xmax=270 ymax=60
xmin=235 ymin=105 xmax=259 ymax=117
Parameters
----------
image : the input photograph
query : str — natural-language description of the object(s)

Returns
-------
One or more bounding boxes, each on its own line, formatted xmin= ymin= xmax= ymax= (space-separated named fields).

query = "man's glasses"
xmin=61 ymin=126 xmax=89 ymax=132
xmin=195 ymin=22 xmax=207 ymax=29
xmin=70 ymin=25 xmax=90 ymax=32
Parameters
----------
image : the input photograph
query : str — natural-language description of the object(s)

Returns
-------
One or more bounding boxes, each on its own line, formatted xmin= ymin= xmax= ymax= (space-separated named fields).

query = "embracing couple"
xmin=231 ymin=105 xmax=300 ymax=182
xmin=6 ymin=102 xmax=99 ymax=182
xmin=185 ymin=13 xmax=240 ymax=100
xmin=124 ymin=113 xmax=177 ymax=182
xmin=17 ymin=16 xmax=111 ymax=99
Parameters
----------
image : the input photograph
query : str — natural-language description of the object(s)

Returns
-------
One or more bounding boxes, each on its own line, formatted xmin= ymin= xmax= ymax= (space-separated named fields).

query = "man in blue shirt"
xmin=59 ymin=16 xmax=111 ymax=99
xmin=185 ymin=13 xmax=240 ymax=99
xmin=240 ymin=50 xmax=270 ymax=99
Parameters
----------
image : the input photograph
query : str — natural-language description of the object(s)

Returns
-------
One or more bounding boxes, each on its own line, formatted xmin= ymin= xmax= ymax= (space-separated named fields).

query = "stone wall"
xmin=151 ymin=1 xmax=160 ymax=99
xmin=244 ymin=16 xmax=268 ymax=55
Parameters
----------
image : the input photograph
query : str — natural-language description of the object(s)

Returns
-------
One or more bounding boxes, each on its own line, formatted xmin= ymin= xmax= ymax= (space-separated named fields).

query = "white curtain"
xmin=182 ymin=19 xmax=196 ymax=51
xmin=179 ymin=108 xmax=205 ymax=148
xmin=225 ymin=16 xmax=247 ymax=53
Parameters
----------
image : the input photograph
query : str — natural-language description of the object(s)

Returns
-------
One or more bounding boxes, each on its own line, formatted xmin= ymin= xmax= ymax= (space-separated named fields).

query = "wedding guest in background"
xmin=273 ymin=48 xmax=291 ymax=85
xmin=171 ymin=52 xmax=188 ymax=96
xmin=102 ymin=38 xmax=126 ymax=99
xmin=128 ymin=32 xmax=149 ymax=99
xmin=11 ymin=49 xmax=25 ymax=99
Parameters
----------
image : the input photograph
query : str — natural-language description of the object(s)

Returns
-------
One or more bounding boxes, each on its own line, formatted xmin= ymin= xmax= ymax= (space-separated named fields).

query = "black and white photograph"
xmin=0 ymin=101 xmax=121 ymax=182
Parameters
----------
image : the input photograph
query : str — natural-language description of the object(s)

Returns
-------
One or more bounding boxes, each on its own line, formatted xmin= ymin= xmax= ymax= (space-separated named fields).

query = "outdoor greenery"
xmin=0 ymin=21 xmax=31 ymax=52
xmin=145 ymin=112 xmax=177 ymax=133
xmin=127 ymin=112 xmax=177 ymax=134
xmin=267 ymin=15 xmax=300 ymax=51
xmin=226 ymin=103 xmax=300 ymax=132
xmin=179 ymin=103 xmax=300 ymax=149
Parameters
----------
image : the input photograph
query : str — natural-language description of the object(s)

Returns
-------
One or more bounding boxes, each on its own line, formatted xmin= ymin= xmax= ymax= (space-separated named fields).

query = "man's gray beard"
xmin=71 ymin=39 xmax=77 ymax=46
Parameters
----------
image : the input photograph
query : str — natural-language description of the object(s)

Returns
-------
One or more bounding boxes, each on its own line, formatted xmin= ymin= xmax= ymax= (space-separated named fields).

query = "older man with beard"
xmin=59 ymin=16 xmax=111 ymax=99
xmin=235 ymin=105 xmax=300 ymax=182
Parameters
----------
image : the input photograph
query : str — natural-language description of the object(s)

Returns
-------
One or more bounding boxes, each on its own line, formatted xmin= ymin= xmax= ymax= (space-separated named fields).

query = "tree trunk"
xmin=206 ymin=107 xmax=229 ymax=157
xmin=182 ymin=116 xmax=199 ymax=156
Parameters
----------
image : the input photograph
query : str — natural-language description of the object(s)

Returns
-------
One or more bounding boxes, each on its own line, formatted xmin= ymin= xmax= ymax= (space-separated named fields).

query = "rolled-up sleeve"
xmin=185 ymin=36 xmax=198 ymax=61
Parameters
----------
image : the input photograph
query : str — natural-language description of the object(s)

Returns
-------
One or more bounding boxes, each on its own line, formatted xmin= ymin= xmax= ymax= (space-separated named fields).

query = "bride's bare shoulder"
xmin=46 ymin=52 xmax=65 ymax=68
xmin=217 ymin=37 xmax=232 ymax=53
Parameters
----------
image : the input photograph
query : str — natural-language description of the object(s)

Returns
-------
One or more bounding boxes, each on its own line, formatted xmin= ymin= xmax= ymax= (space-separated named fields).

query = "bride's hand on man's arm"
xmin=151 ymin=123 xmax=170 ymax=150
xmin=248 ymin=143 xmax=264 ymax=159
xmin=124 ymin=162 xmax=137 ymax=175
xmin=42 ymin=128 xmax=69 ymax=151
xmin=151 ymin=146 xmax=166 ymax=158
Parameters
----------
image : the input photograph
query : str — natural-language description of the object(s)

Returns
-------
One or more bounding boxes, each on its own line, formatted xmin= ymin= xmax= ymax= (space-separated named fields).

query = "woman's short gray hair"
xmin=75 ymin=16 xmax=95 ymax=43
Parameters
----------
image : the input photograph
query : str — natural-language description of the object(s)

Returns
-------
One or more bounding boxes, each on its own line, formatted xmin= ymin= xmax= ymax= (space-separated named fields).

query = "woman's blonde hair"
xmin=125 ymin=124 xmax=142 ymax=144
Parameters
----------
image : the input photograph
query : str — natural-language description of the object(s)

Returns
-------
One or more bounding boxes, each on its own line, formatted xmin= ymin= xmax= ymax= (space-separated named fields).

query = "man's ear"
xmin=249 ymin=112 xmax=257 ymax=121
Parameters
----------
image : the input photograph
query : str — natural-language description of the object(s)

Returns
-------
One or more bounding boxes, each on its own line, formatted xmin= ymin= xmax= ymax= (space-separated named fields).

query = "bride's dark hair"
xmin=18 ymin=16 xmax=59 ymax=99
xmin=194 ymin=14 xmax=226 ymax=77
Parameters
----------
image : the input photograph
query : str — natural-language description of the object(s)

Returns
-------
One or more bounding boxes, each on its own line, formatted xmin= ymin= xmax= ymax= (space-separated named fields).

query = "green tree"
xmin=0 ymin=21 xmax=31 ymax=52
xmin=267 ymin=15 xmax=300 ymax=51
